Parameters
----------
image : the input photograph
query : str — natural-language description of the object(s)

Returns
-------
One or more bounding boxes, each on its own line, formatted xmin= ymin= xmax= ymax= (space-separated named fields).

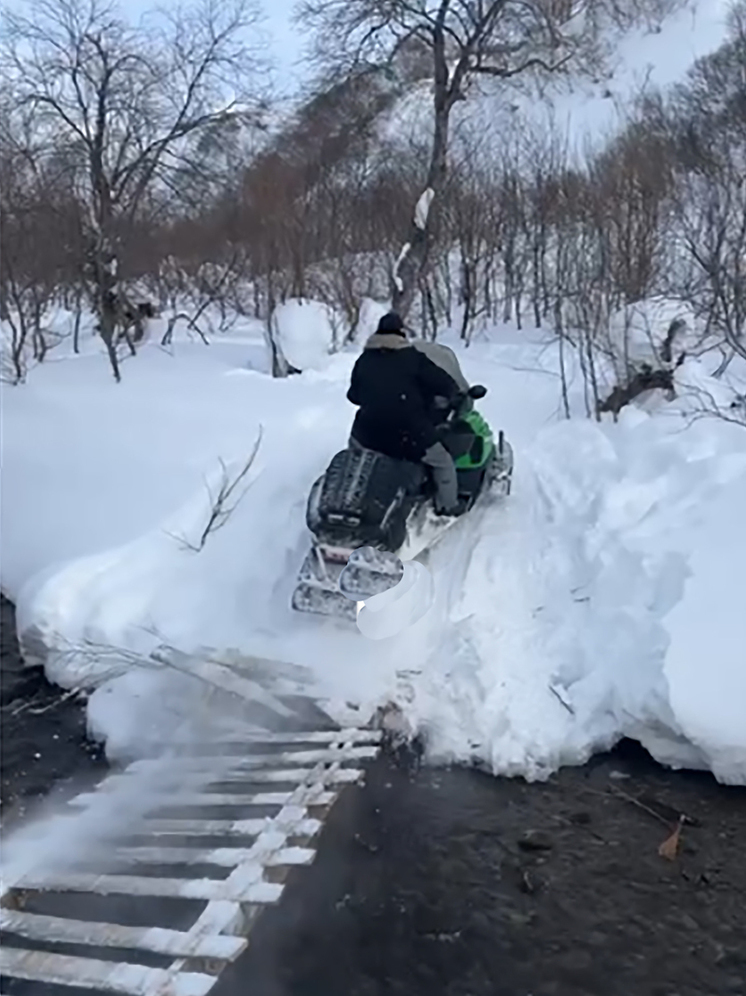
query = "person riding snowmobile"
xmin=346 ymin=311 xmax=468 ymax=517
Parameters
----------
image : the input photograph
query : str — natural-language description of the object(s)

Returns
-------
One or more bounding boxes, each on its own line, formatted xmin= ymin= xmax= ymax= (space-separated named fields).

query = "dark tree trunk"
xmin=391 ymin=7 xmax=452 ymax=320
xmin=97 ymin=271 xmax=121 ymax=382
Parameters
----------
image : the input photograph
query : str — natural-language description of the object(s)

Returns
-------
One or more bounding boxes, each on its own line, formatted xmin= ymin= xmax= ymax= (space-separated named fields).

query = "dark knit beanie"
xmin=377 ymin=311 xmax=405 ymax=335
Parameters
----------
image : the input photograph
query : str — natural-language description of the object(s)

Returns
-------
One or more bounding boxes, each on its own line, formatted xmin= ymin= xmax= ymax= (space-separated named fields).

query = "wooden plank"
xmin=267 ymin=846 xmax=316 ymax=866
xmin=114 ymin=846 xmax=248 ymax=868
xmin=114 ymin=845 xmax=316 ymax=868
xmin=0 ymin=909 xmax=246 ymax=961
xmin=126 ymin=745 xmax=379 ymax=776
xmin=223 ymin=727 xmax=382 ymax=744
xmin=164 ymin=900 xmax=255 ymax=978
xmin=71 ymin=789 xmax=336 ymax=810
xmin=0 ymin=946 xmax=215 ymax=996
xmin=72 ymin=770 xmax=296 ymax=800
xmin=15 ymin=871 xmax=284 ymax=903
xmin=141 ymin=816 xmax=322 ymax=837
xmin=105 ymin=766 xmax=362 ymax=790
xmin=203 ymin=768 xmax=361 ymax=787
xmin=146 ymin=790 xmax=338 ymax=807
xmin=126 ymin=728 xmax=382 ymax=751
xmin=156 ymin=789 xmax=340 ymax=807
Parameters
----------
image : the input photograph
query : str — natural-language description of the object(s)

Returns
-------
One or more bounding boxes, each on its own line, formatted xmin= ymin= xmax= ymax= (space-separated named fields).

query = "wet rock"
xmin=1 ymin=596 xmax=106 ymax=815
xmin=518 ymin=829 xmax=554 ymax=852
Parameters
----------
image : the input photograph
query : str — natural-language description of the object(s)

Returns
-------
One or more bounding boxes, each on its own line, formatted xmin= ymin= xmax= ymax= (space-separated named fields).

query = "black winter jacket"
xmin=347 ymin=332 xmax=460 ymax=461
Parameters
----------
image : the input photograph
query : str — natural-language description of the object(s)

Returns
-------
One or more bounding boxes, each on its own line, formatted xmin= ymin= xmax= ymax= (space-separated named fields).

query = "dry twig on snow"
xmin=168 ymin=430 xmax=263 ymax=553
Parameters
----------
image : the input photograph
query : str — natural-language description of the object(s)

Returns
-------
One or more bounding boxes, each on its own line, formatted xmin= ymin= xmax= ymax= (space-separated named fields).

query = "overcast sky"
xmin=259 ymin=0 xmax=309 ymax=97
xmin=4 ymin=0 xmax=312 ymax=99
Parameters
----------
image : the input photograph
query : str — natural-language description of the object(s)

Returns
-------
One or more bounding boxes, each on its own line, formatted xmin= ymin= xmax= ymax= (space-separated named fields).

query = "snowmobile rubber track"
xmin=293 ymin=546 xmax=404 ymax=620
xmin=291 ymin=581 xmax=358 ymax=620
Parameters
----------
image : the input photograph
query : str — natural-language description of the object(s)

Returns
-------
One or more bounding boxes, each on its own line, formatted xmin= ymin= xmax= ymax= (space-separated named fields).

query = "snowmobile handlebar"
xmin=439 ymin=384 xmax=487 ymax=406
xmin=433 ymin=385 xmax=488 ymax=431
xmin=433 ymin=385 xmax=487 ymax=420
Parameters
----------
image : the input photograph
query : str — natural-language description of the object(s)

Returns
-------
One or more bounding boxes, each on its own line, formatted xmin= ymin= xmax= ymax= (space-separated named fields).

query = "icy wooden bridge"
xmin=0 ymin=648 xmax=383 ymax=995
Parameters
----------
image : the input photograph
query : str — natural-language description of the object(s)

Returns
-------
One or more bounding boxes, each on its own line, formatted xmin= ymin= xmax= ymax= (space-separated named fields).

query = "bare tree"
xmin=159 ymin=254 xmax=238 ymax=346
xmin=674 ymin=166 xmax=746 ymax=365
xmin=297 ymin=0 xmax=683 ymax=320
xmin=0 ymin=102 xmax=73 ymax=379
xmin=665 ymin=4 xmax=746 ymax=367
xmin=2 ymin=0 xmax=267 ymax=380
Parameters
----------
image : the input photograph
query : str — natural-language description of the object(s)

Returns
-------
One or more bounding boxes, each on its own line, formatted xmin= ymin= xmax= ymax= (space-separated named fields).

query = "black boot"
xmin=435 ymin=497 xmax=469 ymax=518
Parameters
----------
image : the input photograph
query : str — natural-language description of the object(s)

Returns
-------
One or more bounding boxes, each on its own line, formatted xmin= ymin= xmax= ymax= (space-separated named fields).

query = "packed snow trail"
xmin=2 ymin=318 xmax=746 ymax=783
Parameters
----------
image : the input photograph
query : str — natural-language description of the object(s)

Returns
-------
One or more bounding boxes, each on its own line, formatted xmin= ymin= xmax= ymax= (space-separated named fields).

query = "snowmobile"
xmin=291 ymin=385 xmax=513 ymax=621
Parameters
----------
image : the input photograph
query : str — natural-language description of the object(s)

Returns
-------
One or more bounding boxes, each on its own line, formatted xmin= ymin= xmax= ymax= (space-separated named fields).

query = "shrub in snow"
xmin=270 ymin=299 xmax=343 ymax=372
xmin=595 ymin=298 xmax=704 ymax=416
xmin=607 ymin=298 xmax=700 ymax=373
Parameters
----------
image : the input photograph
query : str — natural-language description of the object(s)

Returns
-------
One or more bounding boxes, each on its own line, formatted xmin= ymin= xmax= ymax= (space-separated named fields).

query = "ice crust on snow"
xmin=2 ymin=313 xmax=746 ymax=783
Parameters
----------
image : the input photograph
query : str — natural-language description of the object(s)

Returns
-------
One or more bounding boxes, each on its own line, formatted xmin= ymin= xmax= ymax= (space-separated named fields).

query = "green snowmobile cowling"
xmin=452 ymin=408 xmax=495 ymax=471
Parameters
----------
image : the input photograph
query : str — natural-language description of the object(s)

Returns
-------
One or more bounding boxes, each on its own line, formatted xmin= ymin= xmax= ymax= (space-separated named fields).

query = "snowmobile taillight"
xmin=327 ymin=513 xmax=361 ymax=526
xmin=318 ymin=544 xmax=354 ymax=564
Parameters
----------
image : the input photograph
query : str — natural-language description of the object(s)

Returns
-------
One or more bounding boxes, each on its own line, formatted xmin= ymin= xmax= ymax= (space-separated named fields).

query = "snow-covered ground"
xmin=2 ymin=307 xmax=745 ymax=784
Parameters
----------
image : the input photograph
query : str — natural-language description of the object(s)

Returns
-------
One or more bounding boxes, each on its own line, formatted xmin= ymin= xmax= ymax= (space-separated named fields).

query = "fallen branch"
xmin=607 ymin=785 xmax=674 ymax=827
xmin=5 ymin=686 xmax=84 ymax=717
xmin=169 ymin=430 xmax=263 ymax=553
xmin=9 ymin=628 xmax=290 ymax=726
xmin=607 ymin=785 xmax=697 ymax=829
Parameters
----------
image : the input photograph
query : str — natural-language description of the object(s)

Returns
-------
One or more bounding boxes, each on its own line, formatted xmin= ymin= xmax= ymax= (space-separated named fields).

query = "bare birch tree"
xmin=2 ymin=0 xmax=267 ymax=380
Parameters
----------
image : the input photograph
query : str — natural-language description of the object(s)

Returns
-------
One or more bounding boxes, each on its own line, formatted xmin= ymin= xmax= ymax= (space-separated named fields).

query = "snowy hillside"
xmin=379 ymin=0 xmax=732 ymax=157
xmin=3 ymin=311 xmax=745 ymax=784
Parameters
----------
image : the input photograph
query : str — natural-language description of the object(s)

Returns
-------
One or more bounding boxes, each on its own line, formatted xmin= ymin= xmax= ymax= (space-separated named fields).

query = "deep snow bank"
xmin=412 ymin=404 xmax=746 ymax=780
xmin=3 ymin=330 xmax=746 ymax=782
xmin=664 ymin=469 xmax=746 ymax=785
